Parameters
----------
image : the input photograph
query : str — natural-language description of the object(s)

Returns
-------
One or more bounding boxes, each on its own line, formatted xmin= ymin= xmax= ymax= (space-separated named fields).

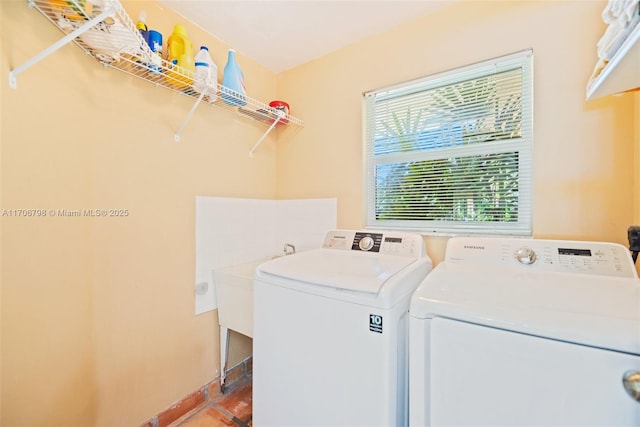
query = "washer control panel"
xmin=347 ymin=232 xmax=382 ymax=252
xmin=446 ymin=237 xmax=638 ymax=278
xmin=321 ymin=230 xmax=425 ymax=258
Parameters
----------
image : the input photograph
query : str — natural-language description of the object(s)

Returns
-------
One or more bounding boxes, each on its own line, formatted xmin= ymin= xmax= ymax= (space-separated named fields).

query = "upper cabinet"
xmin=586 ymin=2 xmax=640 ymax=100
xmin=587 ymin=24 xmax=640 ymax=100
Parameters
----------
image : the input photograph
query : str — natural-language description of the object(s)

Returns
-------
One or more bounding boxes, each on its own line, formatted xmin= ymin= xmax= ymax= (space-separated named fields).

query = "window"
xmin=363 ymin=50 xmax=533 ymax=235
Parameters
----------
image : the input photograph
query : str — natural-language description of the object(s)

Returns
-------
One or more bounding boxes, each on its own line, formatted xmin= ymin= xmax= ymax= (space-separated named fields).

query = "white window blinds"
xmin=363 ymin=50 xmax=533 ymax=235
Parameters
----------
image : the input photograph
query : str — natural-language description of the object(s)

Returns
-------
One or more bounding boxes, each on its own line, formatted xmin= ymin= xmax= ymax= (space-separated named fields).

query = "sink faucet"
xmin=284 ymin=243 xmax=296 ymax=255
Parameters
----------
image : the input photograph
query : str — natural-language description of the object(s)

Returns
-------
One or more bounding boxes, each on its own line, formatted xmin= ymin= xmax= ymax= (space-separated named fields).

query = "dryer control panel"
xmin=321 ymin=230 xmax=425 ymax=258
xmin=446 ymin=237 xmax=638 ymax=278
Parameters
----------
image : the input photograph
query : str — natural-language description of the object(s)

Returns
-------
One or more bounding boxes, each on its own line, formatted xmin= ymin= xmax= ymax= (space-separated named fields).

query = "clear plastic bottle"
xmin=165 ymin=24 xmax=194 ymax=89
xmin=193 ymin=46 xmax=218 ymax=101
xmin=221 ymin=49 xmax=246 ymax=106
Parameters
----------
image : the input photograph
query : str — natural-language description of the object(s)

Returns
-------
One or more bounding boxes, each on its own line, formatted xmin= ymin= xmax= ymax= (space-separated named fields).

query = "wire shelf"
xmin=14 ymin=0 xmax=303 ymax=139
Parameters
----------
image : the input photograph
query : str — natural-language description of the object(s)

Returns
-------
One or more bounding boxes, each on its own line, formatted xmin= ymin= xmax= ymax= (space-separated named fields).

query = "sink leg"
xmin=220 ymin=326 xmax=229 ymax=393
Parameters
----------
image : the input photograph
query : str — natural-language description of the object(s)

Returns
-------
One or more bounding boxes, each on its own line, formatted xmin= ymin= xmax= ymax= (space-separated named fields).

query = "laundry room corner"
xmin=1 ymin=0 xmax=284 ymax=425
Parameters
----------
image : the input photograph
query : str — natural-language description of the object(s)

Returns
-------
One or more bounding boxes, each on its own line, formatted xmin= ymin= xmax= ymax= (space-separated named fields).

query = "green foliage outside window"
xmin=374 ymin=72 xmax=523 ymax=223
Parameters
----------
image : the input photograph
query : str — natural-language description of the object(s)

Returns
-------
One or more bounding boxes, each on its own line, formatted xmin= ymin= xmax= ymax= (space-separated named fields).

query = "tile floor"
xmin=140 ymin=357 xmax=253 ymax=427
xmin=168 ymin=377 xmax=252 ymax=427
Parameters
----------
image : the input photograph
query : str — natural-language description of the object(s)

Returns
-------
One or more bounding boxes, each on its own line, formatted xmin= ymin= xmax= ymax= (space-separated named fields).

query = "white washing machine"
xmin=409 ymin=236 xmax=640 ymax=426
xmin=253 ymin=229 xmax=433 ymax=427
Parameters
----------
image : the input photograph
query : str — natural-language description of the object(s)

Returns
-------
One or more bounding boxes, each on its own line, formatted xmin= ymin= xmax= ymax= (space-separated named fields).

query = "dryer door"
xmin=428 ymin=317 xmax=640 ymax=426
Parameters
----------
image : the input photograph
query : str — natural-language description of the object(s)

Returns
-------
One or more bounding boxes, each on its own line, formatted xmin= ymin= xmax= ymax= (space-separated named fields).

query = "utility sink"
xmin=213 ymin=258 xmax=266 ymax=391
xmin=214 ymin=260 xmax=262 ymax=338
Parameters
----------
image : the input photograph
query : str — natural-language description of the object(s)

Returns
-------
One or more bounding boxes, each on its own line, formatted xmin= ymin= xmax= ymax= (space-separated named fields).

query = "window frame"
xmin=362 ymin=50 xmax=533 ymax=236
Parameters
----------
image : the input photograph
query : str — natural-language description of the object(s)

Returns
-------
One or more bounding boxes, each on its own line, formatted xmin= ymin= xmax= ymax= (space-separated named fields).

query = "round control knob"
xmin=515 ymin=247 xmax=537 ymax=265
xmin=359 ymin=236 xmax=375 ymax=251
xmin=623 ymin=370 xmax=640 ymax=402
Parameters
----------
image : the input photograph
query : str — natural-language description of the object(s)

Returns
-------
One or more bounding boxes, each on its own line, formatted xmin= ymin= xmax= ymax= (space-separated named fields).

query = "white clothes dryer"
xmin=253 ymin=230 xmax=433 ymax=427
xmin=409 ymin=237 xmax=640 ymax=427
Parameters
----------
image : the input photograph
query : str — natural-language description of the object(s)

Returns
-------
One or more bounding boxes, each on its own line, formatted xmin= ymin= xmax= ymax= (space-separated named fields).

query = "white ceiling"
xmin=159 ymin=1 xmax=455 ymax=73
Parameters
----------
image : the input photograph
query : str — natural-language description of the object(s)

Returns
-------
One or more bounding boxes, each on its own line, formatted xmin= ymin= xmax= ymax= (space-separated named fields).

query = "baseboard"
xmin=139 ymin=356 xmax=253 ymax=427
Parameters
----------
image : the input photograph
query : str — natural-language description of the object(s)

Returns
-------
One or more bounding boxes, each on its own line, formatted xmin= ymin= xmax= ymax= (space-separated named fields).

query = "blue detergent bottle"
xmin=221 ymin=49 xmax=246 ymax=106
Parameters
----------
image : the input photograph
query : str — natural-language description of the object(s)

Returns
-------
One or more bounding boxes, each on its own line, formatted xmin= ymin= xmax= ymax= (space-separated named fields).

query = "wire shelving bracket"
xmin=9 ymin=3 xmax=117 ymax=89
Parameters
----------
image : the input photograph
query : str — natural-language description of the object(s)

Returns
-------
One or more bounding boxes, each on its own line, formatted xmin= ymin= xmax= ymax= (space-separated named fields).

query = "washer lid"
xmin=410 ymin=262 xmax=640 ymax=355
xmin=257 ymin=248 xmax=417 ymax=294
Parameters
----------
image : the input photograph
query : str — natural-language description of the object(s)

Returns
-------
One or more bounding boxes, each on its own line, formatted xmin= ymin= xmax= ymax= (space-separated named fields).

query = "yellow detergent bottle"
xmin=165 ymin=25 xmax=194 ymax=89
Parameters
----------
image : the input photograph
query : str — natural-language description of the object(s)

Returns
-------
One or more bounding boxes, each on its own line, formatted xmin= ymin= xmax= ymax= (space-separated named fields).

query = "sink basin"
xmin=214 ymin=259 xmax=265 ymax=338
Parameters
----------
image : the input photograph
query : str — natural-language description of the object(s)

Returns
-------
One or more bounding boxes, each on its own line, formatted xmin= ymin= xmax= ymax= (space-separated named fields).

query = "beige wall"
xmin=1 ymin=1 xmax=271 ymax=425
xmin=277 ymin=0 xmax=637 ymax=263
xmin=636 ymin=92 xmax=640 ymax=223
xmin=1 ymin=0 xmax=638 ymax=426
